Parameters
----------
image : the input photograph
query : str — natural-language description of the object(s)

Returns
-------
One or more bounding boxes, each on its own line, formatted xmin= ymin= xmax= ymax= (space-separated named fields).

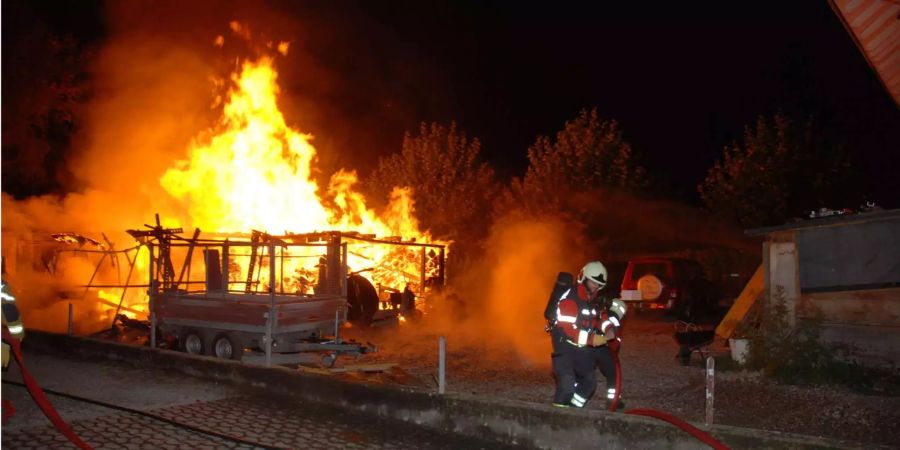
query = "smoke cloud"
xmin=380 ymin=213 xmax=589 ymax=368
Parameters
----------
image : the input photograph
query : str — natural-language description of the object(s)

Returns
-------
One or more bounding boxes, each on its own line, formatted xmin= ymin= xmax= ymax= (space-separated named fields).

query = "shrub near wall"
xmin=740 ymin=287 xmax=900 ymax=393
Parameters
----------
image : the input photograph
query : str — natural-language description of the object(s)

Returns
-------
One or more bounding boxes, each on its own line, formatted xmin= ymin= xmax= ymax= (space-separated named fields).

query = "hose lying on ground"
xmin=2 ymin=323 xmax=287 ymax=450
xmin=3 ymin=325 xmax=92 ymax=450
xmin=2 ymin=379 xmax=290 ymax=450
xmin=608 ymin=337 xmax=730 ymax=450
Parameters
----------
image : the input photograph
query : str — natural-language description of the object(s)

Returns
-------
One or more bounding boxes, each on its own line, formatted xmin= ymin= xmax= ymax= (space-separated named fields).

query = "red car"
xmin=619 ymin=257 xmax=713 ymax=317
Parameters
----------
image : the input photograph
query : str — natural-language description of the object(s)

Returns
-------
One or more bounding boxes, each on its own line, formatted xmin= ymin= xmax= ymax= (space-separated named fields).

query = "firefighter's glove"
xmin=591 ymin=334 xmax=608 ymax=346
xmin=605 ymin=327 xmax=618 ymax=341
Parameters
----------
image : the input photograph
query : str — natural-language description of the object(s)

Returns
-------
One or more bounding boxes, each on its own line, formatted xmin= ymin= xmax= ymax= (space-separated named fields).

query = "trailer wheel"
xmin=180 ymin=329 xmax=206 ymax=355
xmin=211 ymin=333 xmax=243 ymax=361
xmin=347 ymin=274 xmax=378 ymax=326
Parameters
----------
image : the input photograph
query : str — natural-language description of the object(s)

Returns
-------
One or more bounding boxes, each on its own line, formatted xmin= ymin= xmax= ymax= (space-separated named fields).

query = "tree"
xmin=698 ymin=112 xmax=849 ymax=228
xmin=498 ymin=108 xmax=645 ymax=216
xmin=1 ymin=2 xmax=95 ymax=198
xmin=365 ymin=122 xmax=498 ymax=244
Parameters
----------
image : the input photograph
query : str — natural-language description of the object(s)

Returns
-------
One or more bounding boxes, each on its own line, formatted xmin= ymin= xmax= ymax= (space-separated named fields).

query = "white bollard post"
xmin=705 ymin=356 xmax=715 ymax=425
xmin=438 ymin=336 xmax=446 ymax=394
xmin=67 ymin=303 xmax=73 ymax=336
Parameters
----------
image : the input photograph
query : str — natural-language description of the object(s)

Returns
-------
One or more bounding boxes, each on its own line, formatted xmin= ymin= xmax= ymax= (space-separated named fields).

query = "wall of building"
xmin=764 ymin=213 xmax=900 ymax=368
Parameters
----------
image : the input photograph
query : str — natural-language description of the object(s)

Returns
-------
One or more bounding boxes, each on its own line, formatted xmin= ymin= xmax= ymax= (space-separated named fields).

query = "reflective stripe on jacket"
xmin=554 ymin=284 xmax=598 ymax=346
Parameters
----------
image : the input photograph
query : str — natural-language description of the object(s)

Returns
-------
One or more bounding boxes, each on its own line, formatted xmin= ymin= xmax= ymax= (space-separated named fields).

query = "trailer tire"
xmin=347 ymin=274 xmax=378 ymax=326
xmin=180 ymin=329 xmax=207 ymax=355
xmin=211 ymin=333 xmax=243 ymax=361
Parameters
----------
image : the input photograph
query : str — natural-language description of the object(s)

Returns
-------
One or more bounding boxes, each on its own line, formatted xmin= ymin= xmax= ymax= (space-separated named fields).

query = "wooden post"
xmin=705 ymin=356 xmax=715 ymax=425
xmin=341 ymin=242 xmax=348 ymax=297
xmin=334 ymin=308 xmax=341 ymax=344
xmin=769 ymin=232 xmax=799 ymax=327
xmin=439 ymin=336 xmax=446 ymax=394
xmin=149 ymin=244 xmax=157 ymax=349
xmin=221 ymin=241 xmax=230 ymax=292
xmin=67 ymin=303 xmax=73 ymax=336
xmin=438 ymin=247 xmax=445 ymax=287
xmin=266 ymin=242 xmax=276 ymax=367
xmin=420 ymin=247 xmax=427 ymax=292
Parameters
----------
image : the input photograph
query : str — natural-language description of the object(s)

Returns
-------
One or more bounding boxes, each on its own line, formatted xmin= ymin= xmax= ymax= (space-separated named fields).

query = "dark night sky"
xmin=3 ymin=0 xmax=899 ymax=206
xmin=340 ymin=0 xmax=899 ymax=203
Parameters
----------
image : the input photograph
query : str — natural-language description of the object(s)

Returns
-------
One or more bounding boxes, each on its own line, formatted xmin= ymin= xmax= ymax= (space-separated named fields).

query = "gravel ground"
xmin=340 ymin=312 xmax=900 ymax=448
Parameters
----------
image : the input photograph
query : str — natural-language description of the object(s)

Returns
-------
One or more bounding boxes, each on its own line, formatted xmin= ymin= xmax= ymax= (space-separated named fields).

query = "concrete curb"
xmin=21 ymin=331 xmax=875 ymax=450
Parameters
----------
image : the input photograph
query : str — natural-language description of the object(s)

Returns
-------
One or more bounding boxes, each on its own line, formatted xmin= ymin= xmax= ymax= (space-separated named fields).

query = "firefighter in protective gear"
xmin=550 ymin=261 xmax=609 ymax=407
xmin=2 ymin=279 xmax=25 ymax=369
xmin=589 ymin=296 xmax=627 ymax=410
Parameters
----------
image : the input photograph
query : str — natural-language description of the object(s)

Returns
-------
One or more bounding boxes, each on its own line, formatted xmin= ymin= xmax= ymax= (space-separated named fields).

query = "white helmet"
xmin=578 ymin=261 xmax=608 ymax=289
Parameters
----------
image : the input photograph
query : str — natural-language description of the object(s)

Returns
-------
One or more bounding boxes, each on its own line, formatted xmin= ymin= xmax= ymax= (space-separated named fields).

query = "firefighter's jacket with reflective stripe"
xmin=554 ymin=284 xmax=599 ymax=346
xmin=2 ymin=280 xmax=25 ymax=368
xmin=594 ymin=304 xmax=623 ymax=335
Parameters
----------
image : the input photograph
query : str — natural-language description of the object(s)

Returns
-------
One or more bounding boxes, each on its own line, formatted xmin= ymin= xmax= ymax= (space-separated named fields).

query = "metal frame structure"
xmin=131 ymin=216 xmax=445 ymax=366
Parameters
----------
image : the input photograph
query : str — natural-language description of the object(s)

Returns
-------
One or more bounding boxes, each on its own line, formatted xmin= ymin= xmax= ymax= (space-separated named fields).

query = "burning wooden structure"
xmin=126 ymin=216 xmax=445 ymax=366
xmin=2 ymin=46 xmax=450 ymax=358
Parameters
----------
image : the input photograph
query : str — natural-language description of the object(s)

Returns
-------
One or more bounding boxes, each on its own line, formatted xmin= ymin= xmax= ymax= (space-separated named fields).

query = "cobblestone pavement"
xmin=2 ymin=347 xmax=524 ymax=449
xmin=2 ymin=385 xmax=519 ymax=449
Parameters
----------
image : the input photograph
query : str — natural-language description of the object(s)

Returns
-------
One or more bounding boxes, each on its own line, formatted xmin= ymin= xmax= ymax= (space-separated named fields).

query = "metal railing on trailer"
xmin=128 ymin=217 xmax=369 ymax=367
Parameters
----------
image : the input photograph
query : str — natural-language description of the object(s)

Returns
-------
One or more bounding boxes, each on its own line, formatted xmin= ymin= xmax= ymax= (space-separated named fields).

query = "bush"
xmin=736 ymin=287 xmax=900 ymax=393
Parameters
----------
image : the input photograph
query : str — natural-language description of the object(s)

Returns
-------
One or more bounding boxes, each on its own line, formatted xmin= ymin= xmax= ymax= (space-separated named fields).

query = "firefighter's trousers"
xmin=590 ymin=345 xmax=618 ymax=402
xmin=551 ymin=328 xmax=596 ymax=407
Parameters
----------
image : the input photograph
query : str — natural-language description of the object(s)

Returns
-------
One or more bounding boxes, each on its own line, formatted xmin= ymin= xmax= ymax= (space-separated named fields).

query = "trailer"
xmin=128 ymin=216 xmax=446 ymax=367
xmin=130 ymin=219 xmax=373 ymax=366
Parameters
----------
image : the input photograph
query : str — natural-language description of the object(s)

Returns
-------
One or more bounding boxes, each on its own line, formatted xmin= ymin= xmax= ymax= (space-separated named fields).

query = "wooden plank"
xmin=716 ymin=264 xmax=764 ymax=339
xmin=802 ymin=288 xmax=900 ymax=327
xmin=96 ymin=298 xmax=144 ymax=316
xmin=330 ymin=363 xmax=397 ymax=373
xmin=297 ymin=365 xmax=333 ymax=375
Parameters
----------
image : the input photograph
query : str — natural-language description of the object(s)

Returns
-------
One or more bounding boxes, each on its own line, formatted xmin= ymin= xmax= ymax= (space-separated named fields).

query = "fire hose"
xmin=607 ymin=340 xmax=730 ymax=450
xmin=2 ymin=324 xmax=92 ymax=450
xmin=1 ymin=325 xmax=287 ymax=450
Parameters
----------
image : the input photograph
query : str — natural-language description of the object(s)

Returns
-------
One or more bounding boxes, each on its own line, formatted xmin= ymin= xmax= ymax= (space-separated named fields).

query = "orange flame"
xmin=158 ymin=54 xmax=441 ymax=293
xmin=161 ymin=57 xmax=426 ymax=239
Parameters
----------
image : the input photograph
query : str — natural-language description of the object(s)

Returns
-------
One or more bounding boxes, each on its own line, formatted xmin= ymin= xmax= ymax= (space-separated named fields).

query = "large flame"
xmin=157 ymin=55 xmax=438 ymax=294
xmin=161 ymin=57 xmax=401 ymax=236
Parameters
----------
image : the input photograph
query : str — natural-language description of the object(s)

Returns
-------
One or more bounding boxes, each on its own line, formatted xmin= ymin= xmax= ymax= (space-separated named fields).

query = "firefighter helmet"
xmin=578 ymin=261 xmax=608 ymax=289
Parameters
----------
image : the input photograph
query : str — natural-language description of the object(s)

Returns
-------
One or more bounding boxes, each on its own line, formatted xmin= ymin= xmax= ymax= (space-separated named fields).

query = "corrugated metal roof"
xmin=744 ymin=207 xmax=900 ymax=236
xmin=830 ymin=0 xmax=900 ymax=108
